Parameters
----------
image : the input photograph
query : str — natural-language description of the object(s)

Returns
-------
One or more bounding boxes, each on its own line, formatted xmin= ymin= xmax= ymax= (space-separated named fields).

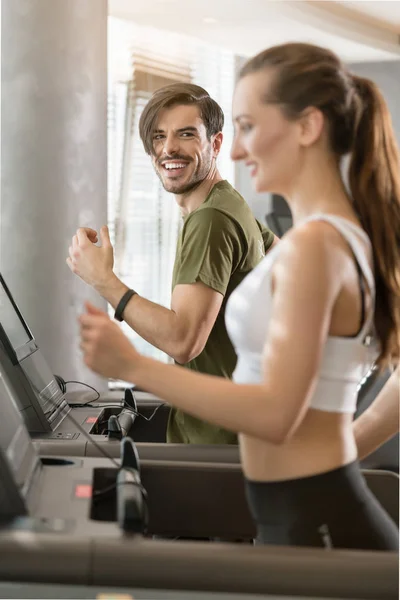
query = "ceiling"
xmin=109 ymin=0 xmax=400 ymax=63
xmin=338 ymin=1 xmax=400 ymax=31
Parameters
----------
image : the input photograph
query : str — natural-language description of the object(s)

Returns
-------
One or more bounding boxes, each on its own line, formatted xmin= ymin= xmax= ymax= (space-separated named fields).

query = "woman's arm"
xmin=80 ymin=224 xmax=341 ymax=444
xmin=353 ymin=367 xmax=399 ymax=460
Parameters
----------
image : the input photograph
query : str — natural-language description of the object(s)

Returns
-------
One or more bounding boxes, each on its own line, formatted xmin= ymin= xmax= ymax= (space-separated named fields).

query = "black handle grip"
xmin=107 ymin=414 xmax=122 ymax=440
xmin=116 ymin=467 xmax=146 ymax=533
xmin=117 ymin=409 xmax=136 ymax=437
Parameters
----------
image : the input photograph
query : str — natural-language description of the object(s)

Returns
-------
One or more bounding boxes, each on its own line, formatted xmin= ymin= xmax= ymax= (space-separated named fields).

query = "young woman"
xmin=78 ymin=43 xmax=400 ymax=550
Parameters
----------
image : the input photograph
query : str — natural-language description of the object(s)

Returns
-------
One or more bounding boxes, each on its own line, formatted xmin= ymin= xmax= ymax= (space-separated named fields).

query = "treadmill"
xmin=0 ymin=352 xmax=258 ymax=540
xmin=0 ymin=273 xmax=169 ymax=442
xmin=0 ymin=368 xmax=398 ymax=600
xmin=0 ymin=273 xmax=112 ymax=438
xmin=0 ymin=273 xmax=240 ymax=461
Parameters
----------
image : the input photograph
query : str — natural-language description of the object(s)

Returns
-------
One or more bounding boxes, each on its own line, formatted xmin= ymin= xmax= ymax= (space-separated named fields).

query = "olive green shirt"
xmin=167 ymin=180 xmax=275 ymax=444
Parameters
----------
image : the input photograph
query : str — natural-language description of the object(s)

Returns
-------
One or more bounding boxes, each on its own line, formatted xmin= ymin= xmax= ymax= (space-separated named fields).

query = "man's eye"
xmin=240 ymin=123 xmax=253 ymax=133
xmin=181 ymin=132 xmax=194 ymax=137
xmin=153 ymin=135 xmax=164 ymax=141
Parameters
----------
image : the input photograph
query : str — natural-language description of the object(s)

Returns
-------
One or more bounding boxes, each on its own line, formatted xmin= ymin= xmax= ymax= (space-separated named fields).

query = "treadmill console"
xmin=0 ymin=274 xmax=69 ymax=433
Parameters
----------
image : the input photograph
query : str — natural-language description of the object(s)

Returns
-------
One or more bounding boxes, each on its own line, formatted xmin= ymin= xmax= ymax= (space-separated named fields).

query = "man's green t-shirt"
xmin=167 ymin=180 xmax=275 ymax=444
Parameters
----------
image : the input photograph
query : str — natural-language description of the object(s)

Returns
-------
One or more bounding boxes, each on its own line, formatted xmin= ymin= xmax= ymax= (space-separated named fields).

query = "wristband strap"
xmin=114 ymin=289 xmax=137 ymax=322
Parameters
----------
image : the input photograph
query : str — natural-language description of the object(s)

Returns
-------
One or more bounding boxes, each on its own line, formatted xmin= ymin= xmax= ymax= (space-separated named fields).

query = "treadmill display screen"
xmin=0 ymin=275 xmax=68 ymax=432
xmin=0 ymin=281 xmax=32 ymax=351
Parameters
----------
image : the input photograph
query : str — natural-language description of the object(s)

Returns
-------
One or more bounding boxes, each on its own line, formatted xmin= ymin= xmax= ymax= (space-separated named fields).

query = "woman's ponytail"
xmin=349 ymin=76 xmax=400 ymax=367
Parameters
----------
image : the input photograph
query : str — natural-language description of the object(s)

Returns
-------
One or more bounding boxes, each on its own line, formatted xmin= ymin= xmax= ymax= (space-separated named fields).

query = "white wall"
xmin=1 ymin=0 xmax=108 ymax=388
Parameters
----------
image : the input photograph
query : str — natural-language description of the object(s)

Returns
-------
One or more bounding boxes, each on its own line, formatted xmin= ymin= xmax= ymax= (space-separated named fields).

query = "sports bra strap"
xmin=302 ymin=215 xmax=375 ymax=341
xmin=355 ymin=261 xmax=366 ymax=337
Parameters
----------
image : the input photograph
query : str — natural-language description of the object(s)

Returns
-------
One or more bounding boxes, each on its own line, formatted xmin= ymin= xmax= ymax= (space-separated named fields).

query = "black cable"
xmin=93 ymin=480 xmax=148 ymax=500
xmin=83 ymin=404 xmax=124 ymax=410
xmin=124 ymin=389 xmax=166 ymax=422
xmin=64 ymin=381 xmax=165 ymax=418
xmin=66 ymin=380 xmax=100 ymax=401
xmin=124 ymin=388 xmax=137 ymax=411
xmin=86 ymin=402 xmax=166 ymax=422
xmin=82 ymin=386 xmax=166 ymax=423
xmin=57 ymin=377 xmax=101 ymax=407
xmin=92 ymin=482 xmax=118 ymax=497
xmin=54 ymin=375 xmax=67 ymax=394
xmin=130 ymin=403 xmax=166 ymax=422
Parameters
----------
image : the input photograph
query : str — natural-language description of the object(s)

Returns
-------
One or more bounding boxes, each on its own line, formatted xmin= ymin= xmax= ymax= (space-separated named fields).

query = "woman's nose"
xmin=230 ymin=136 xmax=246 ymax=162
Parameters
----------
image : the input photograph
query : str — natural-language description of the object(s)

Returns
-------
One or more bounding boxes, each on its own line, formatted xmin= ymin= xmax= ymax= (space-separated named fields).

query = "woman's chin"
xmin=252 ymin=175 xmax=269 ymax=194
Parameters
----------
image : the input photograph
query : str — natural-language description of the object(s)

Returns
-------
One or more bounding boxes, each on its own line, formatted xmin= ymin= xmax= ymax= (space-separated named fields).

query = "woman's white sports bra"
xmin=225 ymin=214 xmax=377 ymax=414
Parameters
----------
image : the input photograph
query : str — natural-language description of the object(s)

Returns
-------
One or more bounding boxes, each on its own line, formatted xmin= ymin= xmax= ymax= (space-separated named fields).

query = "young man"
xmin=67 ymin=83 xmax=277 ymax=444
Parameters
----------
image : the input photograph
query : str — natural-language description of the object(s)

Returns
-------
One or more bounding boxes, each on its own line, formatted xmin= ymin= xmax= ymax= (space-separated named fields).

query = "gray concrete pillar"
xmin=1 ymin=0 xmax=108 ymax=390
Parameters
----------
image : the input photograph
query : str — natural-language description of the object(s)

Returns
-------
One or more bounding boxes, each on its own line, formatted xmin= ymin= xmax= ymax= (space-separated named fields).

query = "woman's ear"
xmin=298 ymin=107 xmax=324 ymax=148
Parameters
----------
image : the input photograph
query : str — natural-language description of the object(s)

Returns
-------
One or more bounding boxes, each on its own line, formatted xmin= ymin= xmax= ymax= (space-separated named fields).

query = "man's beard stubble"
xmin=154 ymin=148 xmax=214 ymax=195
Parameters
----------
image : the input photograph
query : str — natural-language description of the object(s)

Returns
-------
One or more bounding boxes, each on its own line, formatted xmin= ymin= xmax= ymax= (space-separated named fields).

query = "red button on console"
xmin=75 ymin=484 xmax=92 ymax=498
xmin=85 ymin=416 xmax=97 ymax=424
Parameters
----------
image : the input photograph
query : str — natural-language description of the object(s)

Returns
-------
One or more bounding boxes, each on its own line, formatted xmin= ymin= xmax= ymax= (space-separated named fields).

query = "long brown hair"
xmin=240 ymin=43 xmax=400 ymax=367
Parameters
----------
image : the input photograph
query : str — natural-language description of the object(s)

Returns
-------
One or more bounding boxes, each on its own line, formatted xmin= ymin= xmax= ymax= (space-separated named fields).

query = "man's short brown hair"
xmin=139 ymin=83 xmax=224 ymax=155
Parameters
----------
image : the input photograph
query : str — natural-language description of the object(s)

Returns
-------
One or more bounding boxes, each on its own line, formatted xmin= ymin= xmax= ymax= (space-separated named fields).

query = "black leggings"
xmin=245 ymin=462 xmax=399 ymax=550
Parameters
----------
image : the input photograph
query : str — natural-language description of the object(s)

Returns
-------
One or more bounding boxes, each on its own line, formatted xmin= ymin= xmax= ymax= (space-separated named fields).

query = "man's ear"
xmin=213 ymin=132 xmax=223 ymax=157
